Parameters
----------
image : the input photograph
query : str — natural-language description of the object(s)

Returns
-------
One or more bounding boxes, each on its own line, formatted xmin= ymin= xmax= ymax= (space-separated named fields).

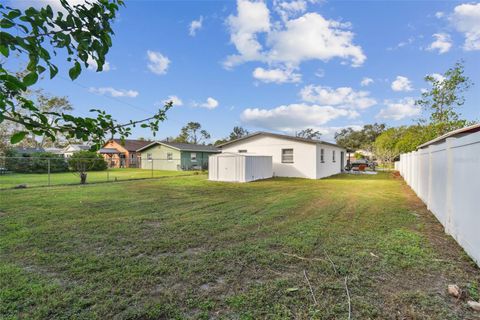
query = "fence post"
xmin=107 ymin=169 xmax=109 ymax=182
xmin=445 ymin=137 xmax=456 ymax=235
xmin=47 ymin=158 xmax=51 ymax=186
xmin=151 ymin=159 xmax=153 ymax=178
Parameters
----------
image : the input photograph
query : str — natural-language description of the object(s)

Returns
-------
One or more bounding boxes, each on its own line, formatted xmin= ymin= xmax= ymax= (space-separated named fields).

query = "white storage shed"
xmin=208 ymin=153 xmax=272 ymax=183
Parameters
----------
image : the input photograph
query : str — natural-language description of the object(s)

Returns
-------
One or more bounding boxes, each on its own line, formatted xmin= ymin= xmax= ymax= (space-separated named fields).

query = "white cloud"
xmin=253 ymin=67 xmax=301 ymax=83
xmin=189 ymin=16 xmax=203 ymax=36
xmin=391 ymin=76 xmax=413 ymax=92
xmin=225 ymin=0 xmax=271 ymax=68
xmin=376 ymin=98 xmax=420 ymax=120
xmin=241 ymin=103 xmax=358 ymax=132
xmin=146 ymin=50 xmax=170 ymax=75
xmin=360 ymin=77 xmax=373 ymax=87
xmin=273 ymin=0 xmax=308 ymax=21
xmin=267 ymin=13 xmax=365 ymax=67
xmin=89 ymin=87 xmax=139 ymax=98
xmin=225 ymin=0 xmax=365 ymax=73
xmin=429 ymin=73 xmax=446 ymax=83
xmin=427 ymin=33 xmax=452 ymax=54
xmin=162 ymin=95 xmax=183 ymax=106
xmin=193 ymin=97 xmax=219 ymax=109
xmin=435 ymin=11 xmax=445 ymax=18
xmin=86 ymin=56 xmax=110 ymax=72
xmin=451 ymin=3 xmax=480 ymax=51
xmin=299 ymin=85 xmax=377 ymax=109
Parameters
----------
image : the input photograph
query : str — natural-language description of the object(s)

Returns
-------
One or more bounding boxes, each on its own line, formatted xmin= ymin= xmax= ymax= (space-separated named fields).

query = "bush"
xmin=5 ymin=150 xmax=69 ymax=173
xmin=68 ymin=151 xmax=107 ymax=171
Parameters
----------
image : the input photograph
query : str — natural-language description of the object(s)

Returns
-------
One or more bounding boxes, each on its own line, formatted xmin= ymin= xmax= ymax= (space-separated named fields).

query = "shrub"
xmin=68 ymin=151 xmax=107 ymax=172
xmin=5 ymin=150 xmax=69 ymax=173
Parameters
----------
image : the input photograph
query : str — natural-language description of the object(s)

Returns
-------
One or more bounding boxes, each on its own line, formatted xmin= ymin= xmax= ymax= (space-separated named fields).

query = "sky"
xmin=9 ymin=0 xmax=480 ymax=142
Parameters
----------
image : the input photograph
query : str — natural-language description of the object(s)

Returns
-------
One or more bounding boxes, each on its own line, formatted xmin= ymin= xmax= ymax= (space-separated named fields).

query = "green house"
xmin=137 ymin=141 xmax=220 ymax=171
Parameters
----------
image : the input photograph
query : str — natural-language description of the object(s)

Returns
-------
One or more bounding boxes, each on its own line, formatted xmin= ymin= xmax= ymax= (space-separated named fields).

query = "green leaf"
xmin=10 ymin=131 xmax=28 ymax=144
xmin=49 ymin=65 xmax=58 ymax=79
xmin=23 ymin=72 xmax=38 ymax=86
xmin=0 ymin=19 xmax=15 ymax=28
xmin=0 ymin=44 xmax=8 ymax=57
xmin=68 ymin=61 xmax=81 ymax=80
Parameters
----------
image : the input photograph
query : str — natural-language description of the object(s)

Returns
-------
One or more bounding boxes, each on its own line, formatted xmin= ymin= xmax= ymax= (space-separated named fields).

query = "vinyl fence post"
xmin=47 ymin=159 xmax=51 ymax=186
xmin=151 ymin=159 xmax=154 ymax=178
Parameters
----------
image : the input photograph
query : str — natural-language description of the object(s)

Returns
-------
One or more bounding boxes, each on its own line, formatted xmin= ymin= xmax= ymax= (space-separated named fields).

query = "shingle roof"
xmin=136 ymin=141 xmax=220 ymax=153
xmin=112 ymin=139 xmax=152 ymax=152
xmin=417 ymin=123 xmax=480 ymax=149
xmin=217 ymin=131 xmax=344 ymax=149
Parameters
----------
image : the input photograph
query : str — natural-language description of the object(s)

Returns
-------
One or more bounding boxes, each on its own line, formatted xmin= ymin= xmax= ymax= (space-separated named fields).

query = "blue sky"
xmin=14 ymin=0 xmax=480 ymax=142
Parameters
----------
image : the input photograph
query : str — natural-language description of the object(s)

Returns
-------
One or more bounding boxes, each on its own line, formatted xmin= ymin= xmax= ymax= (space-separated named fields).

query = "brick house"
xmin=99 ymin=139 xmax=151 ymax=168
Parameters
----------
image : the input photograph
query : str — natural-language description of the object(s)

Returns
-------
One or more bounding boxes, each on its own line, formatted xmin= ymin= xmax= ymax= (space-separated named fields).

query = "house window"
xmin=281 ymin=149 xmax=294 ymax=163
xmin=167 ymin=152 xmax=173 ymax=161
xmin=332 ymin=150 xmax=336 ymax=162
xmin=238 ymin=149 xmax=247 ymax=153
xmin=191 ymin=153 xmax=197 ymax=162
xmin=320 ymin=148 xmax=325 ymax=163
xmin=147 ymin=153 xmax=152 ymax=161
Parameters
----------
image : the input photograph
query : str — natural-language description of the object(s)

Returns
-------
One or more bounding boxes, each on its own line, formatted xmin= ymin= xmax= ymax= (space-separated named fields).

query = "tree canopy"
xmin=335 ymin=123 xmax=386 ymax=151
xmin=296 ymin=128 xmax=321 ymax=140
xmin=416 ymin=61 xmax=474 ymax=136
xmin=0 ymin=1 xmax=171 ymax=148
xmin=173 ymin=122 xmax=211 ymax=145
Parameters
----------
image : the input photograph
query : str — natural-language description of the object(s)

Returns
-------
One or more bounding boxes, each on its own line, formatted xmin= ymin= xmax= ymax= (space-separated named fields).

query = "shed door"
xmin=218 ymin=157 xmax=236 ymax=181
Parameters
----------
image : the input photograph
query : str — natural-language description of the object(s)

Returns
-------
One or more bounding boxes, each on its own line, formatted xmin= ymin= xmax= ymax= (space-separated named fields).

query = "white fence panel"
xmin=396 ymin=131 xmax=480 ymax=266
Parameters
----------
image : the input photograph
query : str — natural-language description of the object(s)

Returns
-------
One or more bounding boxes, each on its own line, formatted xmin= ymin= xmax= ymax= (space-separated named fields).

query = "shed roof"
xmin=417 ymin=123 xmax=480 ymax=149
xmin=217 ymin=131 xmax=344 ymax=149
xmin=136 ymin=141 xmax=220 ymax=153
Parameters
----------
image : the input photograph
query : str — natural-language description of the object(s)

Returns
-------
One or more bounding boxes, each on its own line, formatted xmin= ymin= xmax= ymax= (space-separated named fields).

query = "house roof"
xmin=417 ymin=123 xmax=480 ymax=149
xmin=110 ymin=139 xmax=152 ymax=152
xmin=217 ymin=131 xmax=344 ymax=149
xmin=66 ymin=144 xmax=90 ymax=151
xmin=13 ymin=147 xmax=45 ymax=154
xmin=136 ymin=141 xmax=220 ymax=153
xmin=98 ymin=148 xmax=122 ymax=154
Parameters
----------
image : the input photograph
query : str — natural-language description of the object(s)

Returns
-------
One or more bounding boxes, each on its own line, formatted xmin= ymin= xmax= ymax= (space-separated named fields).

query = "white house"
xmin=218 ymin=132 xmax=346 ymax=179
xmin=63 ymin=144 xmax=91 ymax=158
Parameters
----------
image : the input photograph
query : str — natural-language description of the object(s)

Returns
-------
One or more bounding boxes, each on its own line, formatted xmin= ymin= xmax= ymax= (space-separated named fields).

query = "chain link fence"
xmin=0 ymin=156 xmax=201 ymax=190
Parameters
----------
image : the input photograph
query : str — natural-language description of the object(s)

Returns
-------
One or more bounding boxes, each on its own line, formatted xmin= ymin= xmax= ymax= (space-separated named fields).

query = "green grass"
xmin=0 ymin=168 xmax=194 ymax=189
xmin=0 ymin=172 xmax=478 ymax=319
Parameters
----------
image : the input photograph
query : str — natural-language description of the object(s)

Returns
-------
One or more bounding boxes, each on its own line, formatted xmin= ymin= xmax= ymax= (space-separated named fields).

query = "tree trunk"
xmin=80 ymin=172 xmax=87 ymax=184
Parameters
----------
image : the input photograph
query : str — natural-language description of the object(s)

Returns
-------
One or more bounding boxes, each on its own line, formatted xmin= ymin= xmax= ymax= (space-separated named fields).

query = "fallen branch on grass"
xmin=324 ymin=249 xmax=352 ymax=320
xmin=345 ymin=276 xmax=352 ymax=320
xmin=303 ymin=269 xmax=318 ymax=305
xmin=323 ymin=249 xmax=338 ymax=274
xmin=282 ymin=252 xmax=324 ymax=262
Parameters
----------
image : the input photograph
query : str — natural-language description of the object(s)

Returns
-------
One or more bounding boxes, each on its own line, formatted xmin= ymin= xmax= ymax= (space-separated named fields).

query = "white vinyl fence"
xmin=395 ymin=130 xmax=480 ymax=266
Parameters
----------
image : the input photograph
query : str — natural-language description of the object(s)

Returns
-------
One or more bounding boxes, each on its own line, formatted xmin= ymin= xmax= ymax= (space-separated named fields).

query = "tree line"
xmin=334 ymin=61 xmax=475 ymax=166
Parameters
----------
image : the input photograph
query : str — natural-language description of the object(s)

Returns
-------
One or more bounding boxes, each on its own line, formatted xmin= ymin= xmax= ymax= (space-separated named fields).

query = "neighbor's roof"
xmin=67 ymin=144 xmax=90 ymax=151
xmin=98 ymin=148 xmax=122 ymax=154
xmin=110 ymin=139 xmax=152 ymax=152
xmin=417 ymin=123 xmax=480 ymax=149
xmin=136 ymin=141 xmax=220 ymax=153
xmin=217 ymin=131 xmax=344 ymax=149
xmin=13 ymin=147 xmax=45 ymax=154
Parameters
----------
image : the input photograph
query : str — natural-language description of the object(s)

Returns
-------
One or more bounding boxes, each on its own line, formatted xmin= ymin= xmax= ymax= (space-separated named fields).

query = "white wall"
xmin=221 ymin=136 xmax=318 ymax=179
xmin=397 ymin=131 xmax=480 ymax=266
xmin=316 ymin=144 xmax=346 ymax=179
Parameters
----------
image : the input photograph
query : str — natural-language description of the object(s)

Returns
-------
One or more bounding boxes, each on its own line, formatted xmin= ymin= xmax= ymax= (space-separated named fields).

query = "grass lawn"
xmin=0 ymin=172 xmax=479 ymax=319
xmin=0 ymin=168 xmax=195 ymax=189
